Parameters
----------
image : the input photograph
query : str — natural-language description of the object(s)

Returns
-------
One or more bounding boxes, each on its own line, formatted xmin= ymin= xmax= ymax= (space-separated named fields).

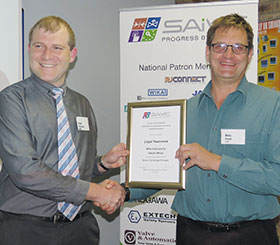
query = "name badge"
xmin=221 ymin=129 xmax=245 ymax=145
xmin=76 ymin=117 xmax=90 ymax=131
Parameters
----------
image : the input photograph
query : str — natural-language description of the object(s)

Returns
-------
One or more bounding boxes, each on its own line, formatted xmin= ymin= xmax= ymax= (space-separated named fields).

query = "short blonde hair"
xmin=29 ymin=16 xmax=76 ymax=50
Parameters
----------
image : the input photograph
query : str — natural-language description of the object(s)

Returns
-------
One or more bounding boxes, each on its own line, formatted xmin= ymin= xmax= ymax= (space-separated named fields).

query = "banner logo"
xmin=124 ymin=230 xmax=136 ymax=244
xmin=124 ymin=229 xmax=176 ymax=244
xmin=148 ymin=89 xmax=168 ymax=96
xmin=128 ymin=17 xmax=161 ymax=43
xmin=165 ymin=75 xmax=207 ymax=83
xmin=135 ymin=196 xmax=169 ymax=205
xmin=128 ymin=210 xmax=141 ymax=223
xmin=127 ymin=209 xmax=177 ymax=225
xmin=192 ymin=90 xmax=203 ymax=96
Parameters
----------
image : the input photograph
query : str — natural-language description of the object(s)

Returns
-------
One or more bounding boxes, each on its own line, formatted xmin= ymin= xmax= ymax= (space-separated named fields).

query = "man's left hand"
xmin=100 ymin=143 xmax=129 ymax=170
xmin=175 ymin=143 xmax=221 ymax=172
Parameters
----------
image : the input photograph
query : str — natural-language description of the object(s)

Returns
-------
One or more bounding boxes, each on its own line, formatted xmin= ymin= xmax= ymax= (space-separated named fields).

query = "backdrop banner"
xmin=120 ymin=1 xmax=258 ymax=244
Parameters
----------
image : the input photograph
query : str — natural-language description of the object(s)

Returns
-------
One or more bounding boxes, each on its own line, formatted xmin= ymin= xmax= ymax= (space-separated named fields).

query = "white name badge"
xmin=221 ymin=129 xmax=245 ymax=145
xmin=76 ymin=117 xmax=90 ymax=131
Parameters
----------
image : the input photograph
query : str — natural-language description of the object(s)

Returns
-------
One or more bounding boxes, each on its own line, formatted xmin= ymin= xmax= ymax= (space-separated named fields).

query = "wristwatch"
xmin=98 ymin=156 xmax=110 ymax=171
xmin=121 ymin=183 xmax=130 ymax=202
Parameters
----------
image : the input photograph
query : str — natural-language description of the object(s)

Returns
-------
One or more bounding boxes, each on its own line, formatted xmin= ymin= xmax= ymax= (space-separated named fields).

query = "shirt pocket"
xmin=222 ymin=132 xmax=266 ymax=161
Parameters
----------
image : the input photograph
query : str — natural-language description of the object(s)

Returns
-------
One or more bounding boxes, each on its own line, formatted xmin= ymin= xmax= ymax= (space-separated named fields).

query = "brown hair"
xmin=29 ymin=16 xmax=76 ymax=50
xmin=207 ymin=14 xmax=254 ymax=51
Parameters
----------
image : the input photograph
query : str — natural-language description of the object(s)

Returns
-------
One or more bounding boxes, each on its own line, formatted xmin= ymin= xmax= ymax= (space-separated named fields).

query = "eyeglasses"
xmin=211 ymin=43 xmax=249 ymax=54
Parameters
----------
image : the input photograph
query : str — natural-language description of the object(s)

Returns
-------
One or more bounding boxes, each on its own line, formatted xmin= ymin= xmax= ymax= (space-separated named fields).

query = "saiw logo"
xmin=142 ymin=112 xmax=151 ymax=119
xmin=128 ymin=17 xmax=161 ymax=43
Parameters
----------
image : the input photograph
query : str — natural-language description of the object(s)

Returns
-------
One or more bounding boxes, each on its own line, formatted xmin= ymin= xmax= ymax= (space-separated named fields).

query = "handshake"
xmin=85 ymin=143 xmax=130 ymax=214
xmin=86 ymin=180 xmax=128 ymax=215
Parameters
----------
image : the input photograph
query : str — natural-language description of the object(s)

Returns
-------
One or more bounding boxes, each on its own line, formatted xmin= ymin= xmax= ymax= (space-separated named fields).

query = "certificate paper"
xmin=126 ymin=100 xmax=186 ymax=189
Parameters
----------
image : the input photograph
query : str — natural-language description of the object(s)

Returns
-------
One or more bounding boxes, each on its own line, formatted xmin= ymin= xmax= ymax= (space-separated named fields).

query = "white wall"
xmin=0 ymin=0 xmax=22 ymax=87
xmin=22 ymin=0 xmax=174 ymax=244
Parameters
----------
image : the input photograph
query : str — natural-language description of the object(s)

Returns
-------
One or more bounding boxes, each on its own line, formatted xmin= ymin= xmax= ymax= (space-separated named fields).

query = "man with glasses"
xmin=125 ymin=14 xmax=280 ymax=244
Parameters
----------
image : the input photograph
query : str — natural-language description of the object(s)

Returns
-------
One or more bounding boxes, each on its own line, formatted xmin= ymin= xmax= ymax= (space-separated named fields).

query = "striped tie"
xmin=52 ymin=88 xmax=82 ymax=221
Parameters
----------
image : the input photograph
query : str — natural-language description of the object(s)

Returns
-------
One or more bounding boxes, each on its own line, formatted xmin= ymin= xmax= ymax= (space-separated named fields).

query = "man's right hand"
xmin=86 ymin=180 xmax=125 ymax=214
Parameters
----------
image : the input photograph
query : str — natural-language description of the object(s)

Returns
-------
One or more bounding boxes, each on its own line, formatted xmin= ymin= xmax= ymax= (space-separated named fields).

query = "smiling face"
xmin=28 ymin=26 xmax=77 ymax=87
xmin=206 ymin=27 xmax=253 ymax=87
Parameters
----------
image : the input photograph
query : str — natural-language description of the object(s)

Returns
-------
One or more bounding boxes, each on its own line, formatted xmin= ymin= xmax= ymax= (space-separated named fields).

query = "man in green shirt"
xmin=118 ymin=14 xmax=280 ymax=245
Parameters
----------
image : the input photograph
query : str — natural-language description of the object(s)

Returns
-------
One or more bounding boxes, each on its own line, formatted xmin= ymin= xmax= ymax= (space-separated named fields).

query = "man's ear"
xmin=70 ymin=47 xmax=78 ymax=63
xmin=206 ymin=46 xmax=210 ymax=63
xmin=248 ymin=48 xmax=253 ymax=64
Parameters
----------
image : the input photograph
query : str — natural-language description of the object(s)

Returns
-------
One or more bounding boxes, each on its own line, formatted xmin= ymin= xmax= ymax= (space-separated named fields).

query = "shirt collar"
xmin=31 ymin=73 xmax=67 ymax=97
xmin=198 ymin=76 xmax=249 ymax=106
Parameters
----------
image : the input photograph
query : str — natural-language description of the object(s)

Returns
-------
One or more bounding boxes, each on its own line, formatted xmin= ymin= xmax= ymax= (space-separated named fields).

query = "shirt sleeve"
xmin=0 ymin=91 xmax=88 ymax=206
xmin=130 ymin=188 xmax=160 ymax=201
xmin=217 ymin=96 xmax=280 ymax=195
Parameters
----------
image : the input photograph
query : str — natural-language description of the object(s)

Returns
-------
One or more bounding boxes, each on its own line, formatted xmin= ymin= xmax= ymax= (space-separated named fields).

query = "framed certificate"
xmin=126 ymin=99 xmax=187 ymax=189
